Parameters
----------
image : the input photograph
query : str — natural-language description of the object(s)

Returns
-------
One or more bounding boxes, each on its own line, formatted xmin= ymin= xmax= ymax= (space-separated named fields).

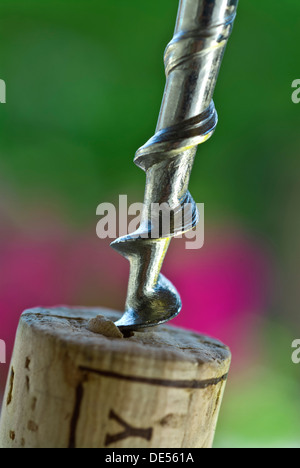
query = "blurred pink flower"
xmin=165 ymin=226 xmax=273 ymax=359
xmin=0 ymin=223 xmax=273 ymax=399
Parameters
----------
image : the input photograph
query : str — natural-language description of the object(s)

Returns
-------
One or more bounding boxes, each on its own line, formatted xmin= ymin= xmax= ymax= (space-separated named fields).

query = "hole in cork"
xmin=121 ymin=330 xmax=134 ymax=339
xmin=6 ymin=367 xmax=14 ymax=406
xmin=31 ymin=397 xmax=37 ymax=411
xmin=26 ymin=376 xmax=30 ymax=392
xmin=27 ymin=421 xmax=38 ymax=432
xmin=25 ymin=357 xmax=31 ymax=370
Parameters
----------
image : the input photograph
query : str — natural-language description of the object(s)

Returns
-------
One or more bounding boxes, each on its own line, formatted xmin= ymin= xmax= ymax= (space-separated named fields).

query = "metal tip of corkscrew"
xmin=114 ymin=275 xmax=182 ymax=332
xmin=112 ymin=0 xmax=239 ymax=332
xmin=111 ymin=236 xmax=183 ymax=331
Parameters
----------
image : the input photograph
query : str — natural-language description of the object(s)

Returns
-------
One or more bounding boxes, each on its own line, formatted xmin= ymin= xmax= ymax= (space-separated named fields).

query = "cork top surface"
xmin=21 ymin=307 xmax=231 ymax=368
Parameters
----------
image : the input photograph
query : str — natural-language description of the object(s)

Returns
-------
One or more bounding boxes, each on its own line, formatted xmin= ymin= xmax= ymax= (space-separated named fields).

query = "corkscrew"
xmin=111 ymin=0 xmax=239 ymax=331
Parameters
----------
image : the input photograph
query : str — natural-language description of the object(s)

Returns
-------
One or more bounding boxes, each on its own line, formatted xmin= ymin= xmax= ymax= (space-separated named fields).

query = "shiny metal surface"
xmin=111 ymin=0 xmax=239 ymax=331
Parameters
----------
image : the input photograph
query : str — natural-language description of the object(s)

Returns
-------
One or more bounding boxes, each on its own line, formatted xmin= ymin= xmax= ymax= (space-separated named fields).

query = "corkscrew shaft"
xmin=111 ymin=0 xmax=239 ymax=331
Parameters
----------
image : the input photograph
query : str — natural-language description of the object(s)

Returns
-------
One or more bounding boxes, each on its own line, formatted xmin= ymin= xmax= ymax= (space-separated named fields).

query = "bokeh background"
xmin=0 ymin=0 xmax=299 ymax=448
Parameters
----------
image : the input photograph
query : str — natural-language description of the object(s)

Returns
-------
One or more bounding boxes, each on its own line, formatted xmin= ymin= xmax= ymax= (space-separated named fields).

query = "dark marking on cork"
xmin=159 ymin=413 xmax=186 ymax=428
xmin=160 ymin=414 xmax=174 ymax=426
xmin=6 ymin=367 xmax=14 ymax=406
xmin=105 ymin=410 xmax=153 ymax=447
xmin=26 ymin=376 xmax=30 ymax=392
xmin=79 ymin=366 xmax=228 ymax=390
xmin=21 ymin=439 xmax=25 ymax=447
xmin=9 ymin=431 xmax=15 ymax=441
xmin=68 ymin=377 xmax=86 ymax=449
xmin=25 ymin=357 xmax=31 ymax=370
xmin=31 ymin=397 xmax=37 ymax=411
xmin=27 ymin=421 xmax=38 ymax=432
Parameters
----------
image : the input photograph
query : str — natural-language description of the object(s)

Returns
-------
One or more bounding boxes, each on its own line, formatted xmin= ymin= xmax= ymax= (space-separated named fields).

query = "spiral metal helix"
xmin=111 ymin=0 xmax=239 ymax=331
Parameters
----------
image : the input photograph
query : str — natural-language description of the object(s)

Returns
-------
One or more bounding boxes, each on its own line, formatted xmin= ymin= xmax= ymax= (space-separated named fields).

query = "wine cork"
xmin=0 ymin=307 xmax=231 ymax=448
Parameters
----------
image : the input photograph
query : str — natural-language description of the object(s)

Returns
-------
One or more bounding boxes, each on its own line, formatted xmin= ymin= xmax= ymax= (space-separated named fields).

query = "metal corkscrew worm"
xmin=111 ymin=0 xmax=239 ymax=331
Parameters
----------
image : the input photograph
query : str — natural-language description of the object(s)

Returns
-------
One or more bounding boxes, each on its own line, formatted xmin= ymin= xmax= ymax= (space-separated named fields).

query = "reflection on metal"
xmin=111 ymin=0 xmax=239 ymax=331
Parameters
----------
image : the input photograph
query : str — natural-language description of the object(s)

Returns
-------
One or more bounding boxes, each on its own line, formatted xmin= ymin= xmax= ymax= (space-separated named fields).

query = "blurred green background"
xmin=0 ymin=0 xmax=300 ymax=448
